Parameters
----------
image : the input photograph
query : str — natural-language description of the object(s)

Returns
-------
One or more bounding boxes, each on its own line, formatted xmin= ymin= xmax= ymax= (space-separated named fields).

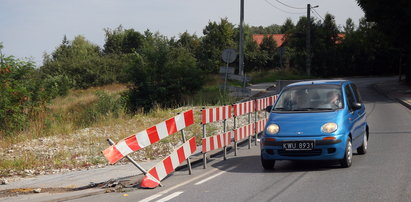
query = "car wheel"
xmin=357 ymin=132 xmax=368 ymax=155
xmin=261 ymin=156 xmax=275 ymax=170
xmin=340 ymin=137 xmax=353 ymax=168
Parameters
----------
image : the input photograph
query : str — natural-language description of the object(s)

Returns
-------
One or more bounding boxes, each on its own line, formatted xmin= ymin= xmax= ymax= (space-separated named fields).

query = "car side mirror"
xmin=353 ymin=102 xmax=362 ymax=110
xmin=266 ymin=105 xmax=273 ymax=112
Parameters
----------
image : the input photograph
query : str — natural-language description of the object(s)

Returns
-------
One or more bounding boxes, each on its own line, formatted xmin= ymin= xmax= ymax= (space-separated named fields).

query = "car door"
xmin=344 ymin=84 xmax=361 ymax=148
xmin=349 ymin=83 xmax=367 ymax=148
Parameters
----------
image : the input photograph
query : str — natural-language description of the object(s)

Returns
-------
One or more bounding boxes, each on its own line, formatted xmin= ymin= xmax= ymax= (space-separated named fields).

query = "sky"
xmin=0 ymin=0 xmax=364 ymax=66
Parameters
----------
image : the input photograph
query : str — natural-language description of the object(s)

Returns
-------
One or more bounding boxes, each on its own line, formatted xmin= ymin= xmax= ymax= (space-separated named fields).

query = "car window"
xmin=350 ymin=83 xmax=362 ymax=103
xmin=273 ymin=84 xmax=343 ymax=112
xmin=345 ymin=85 xmax=356 ymax=111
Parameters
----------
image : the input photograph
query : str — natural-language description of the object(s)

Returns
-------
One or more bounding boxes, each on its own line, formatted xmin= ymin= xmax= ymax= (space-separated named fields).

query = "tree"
xmin=103 ymin=26 xmax=145 ymax=55
xmin=259 ymin=35 xmax=278 ymax=69
xmin=343 ymin=18 xmax=355 ymax=34
xmin=357 ymin=0 xmax=411 ymax=83
xmin=0 ymin=46 xmax=52 ymax=135
xmin=198 ymin=18 xmax=236 ymax=73
xmin=126 ymin=31 xmax=204 ymax=112
xmin=42 ymin=35 xmax=125 ymax=89
xmin=281 ymin=18 xmax=295 ymax=34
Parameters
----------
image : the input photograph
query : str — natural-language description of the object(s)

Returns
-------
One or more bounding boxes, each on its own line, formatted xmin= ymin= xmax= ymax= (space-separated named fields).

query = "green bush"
xmin=77 ymin=91 xmax=125 ymax=127
xmin=0 ymin=55 xmax=39 ymax=135
xmin=126 ymin=39 xmax=205 ymax=112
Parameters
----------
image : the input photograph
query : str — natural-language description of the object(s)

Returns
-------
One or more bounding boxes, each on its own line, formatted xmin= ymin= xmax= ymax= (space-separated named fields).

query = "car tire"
xmin=357 ymin=131 xmax=368 ymax=155
xmin=261 ymin=156 xmax=275 ymax=170
xmin=340 ymin=137 xmax=353 ymax=168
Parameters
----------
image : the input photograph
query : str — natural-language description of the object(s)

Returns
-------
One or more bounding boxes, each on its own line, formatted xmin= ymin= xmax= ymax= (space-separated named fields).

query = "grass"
xmin=184 ymin=74 xmax=239 ymax=106
xmin=249 ymin=68 xmax=315 ymax=84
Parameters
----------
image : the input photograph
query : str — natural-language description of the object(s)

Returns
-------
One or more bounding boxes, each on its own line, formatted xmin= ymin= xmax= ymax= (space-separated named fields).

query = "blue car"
xmin=261 ymin=80 xmax=369 ymax=169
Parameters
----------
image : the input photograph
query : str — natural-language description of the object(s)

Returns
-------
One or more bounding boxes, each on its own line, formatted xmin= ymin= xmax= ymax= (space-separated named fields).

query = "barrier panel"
xmin=102 ymin=110 xmax=194 ymax=164
xmin=140 ymin=137 xmax=197 ymax=188
xmin=233 ymin=100 xmax=254 ymax=117
xmin=254 ymin=95 xmax=278 ymax=145
xmin=202 ymin=131 xmax=231 ymax=153
xmin=102 ymin=110 xmax=195 ymax=188
xmin=233 ymin=100 xmax=255 ymax=153
xmin=202 ymin=105 xmax=232 ymax=124
xmin=234 ymin=123 xmax=254 ymax=142
xmin=201 ymin=105 xmax=232 ymax=168
xmin=256 ymin=118 xmax=268 ymax=134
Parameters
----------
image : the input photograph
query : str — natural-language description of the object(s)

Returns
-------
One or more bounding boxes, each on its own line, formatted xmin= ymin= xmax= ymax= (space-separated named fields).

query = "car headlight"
xmin=266 ymin=124 xmax=280 ymax=135
xmin=321 ymin=122 xmax=338 ymax=133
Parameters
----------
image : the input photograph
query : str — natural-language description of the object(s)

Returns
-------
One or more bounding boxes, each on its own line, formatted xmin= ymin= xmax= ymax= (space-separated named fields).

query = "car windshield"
xmin=273 ymin=84 xmax=343 ymax=112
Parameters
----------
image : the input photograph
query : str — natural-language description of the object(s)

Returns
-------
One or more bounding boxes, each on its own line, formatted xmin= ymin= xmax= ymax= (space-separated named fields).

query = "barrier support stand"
xmin=202 ymin=108 xmax=207 ymax=169
xmin=223 ymin=119 xmax=227 ymax=160
xmin=248 ymin=112 xmax=251 ymax=149
xmin=233 ymin=115 xmax=237 ymax=156
xmin=107 ymin=138 xmax=163 ymax=187
xmin=181 ymin=129 xmax=192 ymax=175
xmin=254 ymin=110 xmax=258 ymax=146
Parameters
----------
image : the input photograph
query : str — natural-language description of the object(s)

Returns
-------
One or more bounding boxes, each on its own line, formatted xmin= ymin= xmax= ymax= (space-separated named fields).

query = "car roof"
xmin=286 ymin=80 xmax=349 ymax=87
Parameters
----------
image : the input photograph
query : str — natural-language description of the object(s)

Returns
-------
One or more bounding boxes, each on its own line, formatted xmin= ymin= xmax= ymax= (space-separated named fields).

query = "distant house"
xmin=252 ymin=34 xmax=286 ymax=48
xmin=252 ymin=33 xmax=346 ymax=47
xmin=251 ymin=33 xmax=345 ymax=69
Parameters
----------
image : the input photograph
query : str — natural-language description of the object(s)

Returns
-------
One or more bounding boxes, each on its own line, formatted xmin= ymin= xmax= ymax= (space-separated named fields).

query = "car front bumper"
xmin=260 ymin=135 xmax=347 ymax=160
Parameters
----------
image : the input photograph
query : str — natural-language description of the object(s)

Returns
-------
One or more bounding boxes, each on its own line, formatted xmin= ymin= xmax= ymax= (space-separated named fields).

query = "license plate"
xmin=282 ymin=141 xmax=315 ymax=151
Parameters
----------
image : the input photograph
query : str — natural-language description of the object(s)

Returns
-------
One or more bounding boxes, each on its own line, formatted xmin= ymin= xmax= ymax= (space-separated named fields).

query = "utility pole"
xmin=306 ymin=4 xmax=311 ymax=76
xmin=306 ymin=4 xmax=318 ymax=76
xmin=239 ymin=0 xmax=244 ymax=76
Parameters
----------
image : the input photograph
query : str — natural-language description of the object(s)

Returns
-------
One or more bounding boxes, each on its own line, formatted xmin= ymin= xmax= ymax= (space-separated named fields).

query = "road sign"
xmin=222 ymin=49 xmax=237 ymax=64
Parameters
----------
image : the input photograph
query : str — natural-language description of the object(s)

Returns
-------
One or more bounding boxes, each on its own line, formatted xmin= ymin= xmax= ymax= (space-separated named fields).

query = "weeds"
xmin=249 ymin=69 xmax=314 ymax=84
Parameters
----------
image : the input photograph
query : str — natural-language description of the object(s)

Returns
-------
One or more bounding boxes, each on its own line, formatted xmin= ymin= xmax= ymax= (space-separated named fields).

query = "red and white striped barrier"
xmin=233 ymin=100 xmax=255 ymax=117
xmin=140 ymin=137 xmax=197 ymax=188
xmin=201 ymin=105 xmax=232 ymax=124
xmin=256 ymin=118 xmax=268 ymax=133
xmin=255 ymin=95 xmax=278 ymax=111
xmin=255 ymin=98 xmax=268 ymax=111
xmin=202 ymin=131 xmax=231 ymax=153
xmin=234 ymin=123 xmax=255 ymax=142
xmin=102 ymin=110 xmax=194 ymax=164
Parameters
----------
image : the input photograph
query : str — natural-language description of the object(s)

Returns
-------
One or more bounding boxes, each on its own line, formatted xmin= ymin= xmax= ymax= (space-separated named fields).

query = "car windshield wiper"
xmin=290 ymin=108 xmax=311 ymax=111
xmin=294 ymin=107 xmax=335 ymax=111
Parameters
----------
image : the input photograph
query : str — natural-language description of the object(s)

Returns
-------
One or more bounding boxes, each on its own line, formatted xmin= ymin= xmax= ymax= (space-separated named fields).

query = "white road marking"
xmin=194 ymin=165 xmax=238 ymax=185
xmin=156 ymin=191 xmax=184 ymax=202
xmin=139 ymin=194 xmax=163 ymax=202
xmin=139 ymin=166 xmax=230 ymax=202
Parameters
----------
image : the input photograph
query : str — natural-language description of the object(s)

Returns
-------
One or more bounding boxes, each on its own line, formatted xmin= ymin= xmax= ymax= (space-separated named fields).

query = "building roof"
xmin=252 ymin=34 xmax=286 ymax=48
xmin=252 ymin=33 xmax=346 ymax=47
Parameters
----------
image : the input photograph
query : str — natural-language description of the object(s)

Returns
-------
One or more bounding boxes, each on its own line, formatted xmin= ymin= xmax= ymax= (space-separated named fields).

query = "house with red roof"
xmin=252 ymin=33 xmax=345 ymax=47
xmin=252 ymin=34 xmax=286 ymax=48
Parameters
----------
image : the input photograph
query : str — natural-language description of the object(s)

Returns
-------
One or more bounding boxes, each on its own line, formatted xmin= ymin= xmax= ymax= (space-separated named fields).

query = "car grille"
xmin=278 ymin=149 xmax=322 ymax=157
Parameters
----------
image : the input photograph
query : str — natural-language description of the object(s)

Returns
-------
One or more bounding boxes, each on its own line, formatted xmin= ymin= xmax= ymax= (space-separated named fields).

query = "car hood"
xmin=267 ymin=111 xmax=341 ymax=137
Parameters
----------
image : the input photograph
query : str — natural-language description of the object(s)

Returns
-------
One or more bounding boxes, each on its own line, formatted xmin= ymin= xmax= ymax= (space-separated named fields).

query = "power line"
xmin=274 ymin=0 xmax=306 ymax=10
xmin=311 ymin=7 xmax=325 ymax=21
xmin=264 ymin=0 xmax=306 ymax=15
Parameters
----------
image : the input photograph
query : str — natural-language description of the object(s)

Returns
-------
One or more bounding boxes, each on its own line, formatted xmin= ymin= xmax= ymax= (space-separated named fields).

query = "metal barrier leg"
xmin=234 ymin=141 xmax=237 ymax=156
xmin=233 ymin=116 xmax=237 ymax=156
xmin=223 ymin=119 xmax=227 ymax=160
xmin=248 ymin=112 xmax=251 ymax=149
xmin=202 ymin=122 xmax=207 ymax=169
xmin=107 ymin=139 xmax=163 ymax=187
xmin=254 ymin=111 xmax=258 ymax=146
xmin=181 ymin=130 xmax=192 ymax=175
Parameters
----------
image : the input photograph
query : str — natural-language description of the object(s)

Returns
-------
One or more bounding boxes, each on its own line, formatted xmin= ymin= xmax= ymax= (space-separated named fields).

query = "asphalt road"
xmin=23 ymin=77 xmax=411 ymax=202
